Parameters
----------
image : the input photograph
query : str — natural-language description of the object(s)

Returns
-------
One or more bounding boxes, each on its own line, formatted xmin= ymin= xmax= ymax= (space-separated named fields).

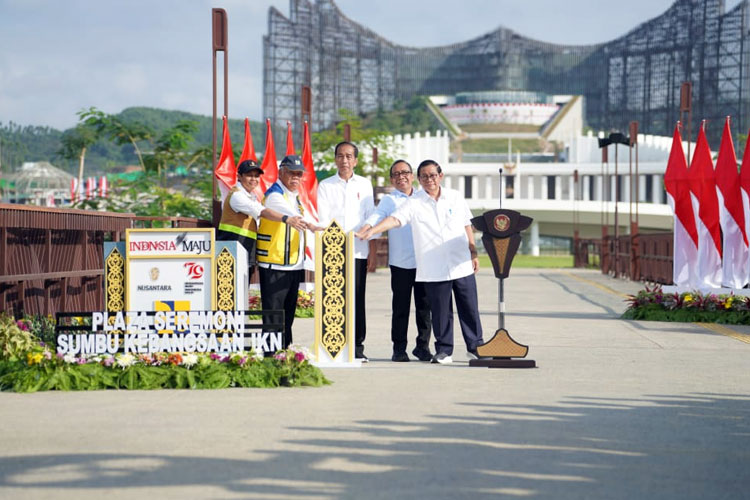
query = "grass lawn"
xmin=478 ymin=254 xmax=573 ymax=269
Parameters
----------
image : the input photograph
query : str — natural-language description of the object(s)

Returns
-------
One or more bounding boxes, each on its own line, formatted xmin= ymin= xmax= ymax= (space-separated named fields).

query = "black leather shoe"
xmin=391 ymin=351 xmax=410 ymax=362
xmin=412 ymin=347 xmax=432 ymax=362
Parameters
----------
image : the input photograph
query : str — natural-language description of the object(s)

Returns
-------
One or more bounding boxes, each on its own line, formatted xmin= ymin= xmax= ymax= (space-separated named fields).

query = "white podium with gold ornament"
xmin=312 ymin=222 xmax=361 ymax=367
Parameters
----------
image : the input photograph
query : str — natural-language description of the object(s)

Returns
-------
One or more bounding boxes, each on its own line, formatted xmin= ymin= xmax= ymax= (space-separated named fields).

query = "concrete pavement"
xmin=1 ymin=267 xmax=749 ymax=499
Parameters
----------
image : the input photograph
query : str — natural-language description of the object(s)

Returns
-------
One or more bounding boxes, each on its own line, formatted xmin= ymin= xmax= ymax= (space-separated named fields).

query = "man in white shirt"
xmin=257 ymin=155 xmax=320 ymax=349
xmin=317 ymin=142 xmax=375 ymax=361
xmin=359 ymin=160 xmax=432 ymax=362
xmin=356 ymin=159 xmax=483 ymax=365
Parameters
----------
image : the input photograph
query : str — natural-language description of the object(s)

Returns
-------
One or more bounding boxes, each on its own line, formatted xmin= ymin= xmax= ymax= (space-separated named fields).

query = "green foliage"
xmin=312 ymin=109 xmax=400 ymax=179
xmin=76 ymin=169 xmax=212 ymax=220
xmin=622 ymin=286 xmax=750 ymax=324
xmin=365 ymin=96 xmax=442 ymax=136
xmin=0 ymin=348 xmax=331 ymax=393
xmin=0 ymin=313 xmax=38 ymax=361
xmin=1 ymin=108 xmax=263 ymax=176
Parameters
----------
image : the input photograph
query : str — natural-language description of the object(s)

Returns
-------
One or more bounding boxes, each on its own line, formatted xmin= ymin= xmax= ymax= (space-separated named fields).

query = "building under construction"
xmin=263 ymin=0 xmax=750 ymax=144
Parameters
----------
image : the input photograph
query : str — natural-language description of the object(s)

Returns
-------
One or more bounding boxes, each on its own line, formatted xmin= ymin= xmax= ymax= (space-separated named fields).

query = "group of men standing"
xmin=218 ymin=141 xmax=484 ymax=365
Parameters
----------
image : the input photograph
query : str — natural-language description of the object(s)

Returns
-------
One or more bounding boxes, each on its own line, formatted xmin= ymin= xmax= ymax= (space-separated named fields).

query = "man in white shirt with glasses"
xmin=359 ymin=159 xmax=432 ymax=362
xmin=356 ymin=159 xmax=483 ymax=364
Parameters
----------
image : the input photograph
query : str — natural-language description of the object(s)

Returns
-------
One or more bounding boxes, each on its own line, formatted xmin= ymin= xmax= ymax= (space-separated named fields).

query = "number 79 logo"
xmin=184 ymin=262 xmax=204 ymax=280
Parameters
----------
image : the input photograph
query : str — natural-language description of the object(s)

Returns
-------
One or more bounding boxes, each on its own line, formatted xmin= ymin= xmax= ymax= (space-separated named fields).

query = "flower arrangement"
xmin=0 ymin=315 xmax=330 ymax=393
xmin=622 ymin=285 xmax=750 ymax=324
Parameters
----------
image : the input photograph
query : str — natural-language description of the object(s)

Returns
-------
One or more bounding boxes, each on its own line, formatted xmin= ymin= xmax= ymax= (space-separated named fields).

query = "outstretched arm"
xmin=356 ymin=216 xmax=401 ymax=240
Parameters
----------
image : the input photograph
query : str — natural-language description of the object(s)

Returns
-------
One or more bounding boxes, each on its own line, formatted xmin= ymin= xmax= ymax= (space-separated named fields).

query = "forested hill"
xmin=0 ymin=108 xmax=263 ymax=176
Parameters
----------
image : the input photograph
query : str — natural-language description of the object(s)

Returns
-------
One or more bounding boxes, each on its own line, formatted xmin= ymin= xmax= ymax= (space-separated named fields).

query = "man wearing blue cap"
xmin=257 ymin=155 xmax=321 ymax=348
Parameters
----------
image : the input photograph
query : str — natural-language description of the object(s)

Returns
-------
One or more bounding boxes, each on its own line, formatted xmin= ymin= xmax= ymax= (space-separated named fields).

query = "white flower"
xmin=182 ymin=353 xmax=198 ymax=368
xmin=62 ymin=353 xmax=77 ymax=364
xmin=115 ymin=353 xmax=136 ymax=368
xmin=251 ymin=348 xmax=265 ymax=361
xmin=287 ymin=344 xmax=312 ymax=360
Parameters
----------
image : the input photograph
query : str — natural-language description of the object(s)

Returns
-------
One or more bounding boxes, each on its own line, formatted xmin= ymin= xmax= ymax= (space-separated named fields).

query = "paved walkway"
xmin=1 ymin=267 xmax=750 ymax=499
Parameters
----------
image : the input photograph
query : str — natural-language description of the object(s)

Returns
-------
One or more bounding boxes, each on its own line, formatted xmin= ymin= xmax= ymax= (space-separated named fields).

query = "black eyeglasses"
xmin=390 ymin=170 xmax=412 ymax=178
xmin=419 ymin=173 xmax=440 ymax=181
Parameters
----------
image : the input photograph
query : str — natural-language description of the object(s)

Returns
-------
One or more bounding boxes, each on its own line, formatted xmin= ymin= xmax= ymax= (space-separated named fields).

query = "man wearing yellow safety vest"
xmin=257 ymin=155 xmax=322 ymax=348
xmin=217 ymin=160 xmax=306 ymax=273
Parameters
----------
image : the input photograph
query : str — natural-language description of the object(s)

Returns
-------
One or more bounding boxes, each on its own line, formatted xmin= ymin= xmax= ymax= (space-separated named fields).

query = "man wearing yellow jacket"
xmin=257 ymin=155 xmax=321 ymax=348
xmin=217 ymin=159 xmax=306 ymax=273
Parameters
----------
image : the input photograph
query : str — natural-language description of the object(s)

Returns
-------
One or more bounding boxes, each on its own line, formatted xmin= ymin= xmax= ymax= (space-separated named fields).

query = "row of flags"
xmin=71 ymin=176 xmax=108 ymax=203
xmin=665 ymin=117 xmax=750 ymax=289
xmin=213 ymin=117 xmax=319 ymax=265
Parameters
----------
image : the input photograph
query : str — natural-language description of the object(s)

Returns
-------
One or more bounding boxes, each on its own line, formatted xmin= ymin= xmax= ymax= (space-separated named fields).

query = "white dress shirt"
xmin=365 ymin=188 xmax=418 ymax=269
xmin=317 ymin=172 xmax=374 ymax=259
xmin=259 ymin=180 xmax=315 ymax=271
xmin=391 ymin=187 xmax=474 ymax=282
xmin=226 ymin=184 xmax=263 ymax=221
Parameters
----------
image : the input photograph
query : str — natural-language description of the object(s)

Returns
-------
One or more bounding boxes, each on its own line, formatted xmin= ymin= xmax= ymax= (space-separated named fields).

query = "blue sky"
xmin=0 ymin=0 xmax=729 ymax=130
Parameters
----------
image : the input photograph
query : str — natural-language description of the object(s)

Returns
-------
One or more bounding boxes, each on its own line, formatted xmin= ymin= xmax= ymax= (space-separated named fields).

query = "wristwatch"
xmin=282 ymin=215 xmax=289 ymax=223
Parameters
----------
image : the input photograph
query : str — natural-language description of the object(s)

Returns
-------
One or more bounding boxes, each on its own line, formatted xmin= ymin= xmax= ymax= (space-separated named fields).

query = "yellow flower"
xmin=26 ymin=352 xmax=43 ymax=365
xmin=684 ymin=294 xmax=693 ymax=303
xmin=725 ymin=297 xmax=733 ymax=309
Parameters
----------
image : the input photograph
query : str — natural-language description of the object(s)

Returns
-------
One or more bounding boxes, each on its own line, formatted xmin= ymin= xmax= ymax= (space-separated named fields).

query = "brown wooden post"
xmin=212 ymin=8 xmax=229 ymax=227
xmin=44 ymin=228 xmax=52 ymax=313
xmin=343 ymin=124 xmax=351 ymax=142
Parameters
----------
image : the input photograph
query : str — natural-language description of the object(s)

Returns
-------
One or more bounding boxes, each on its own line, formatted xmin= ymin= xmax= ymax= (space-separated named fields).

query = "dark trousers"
xmin=259 ymin=267 xmax=304 ymax=349
xmin=423 ymin=273 xmax=483 ymax=356
xmin=354 ymin=258 xmax=368 ymax=357
xmin=390 ymin=265 xmax=431 ymax=353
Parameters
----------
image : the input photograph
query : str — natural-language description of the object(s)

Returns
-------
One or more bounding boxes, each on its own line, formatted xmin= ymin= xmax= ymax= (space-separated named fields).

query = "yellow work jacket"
xmin=217 ymin=187 xmax=258 ymax=263
xmin=256 ymin=183 xmax=305 ymax=266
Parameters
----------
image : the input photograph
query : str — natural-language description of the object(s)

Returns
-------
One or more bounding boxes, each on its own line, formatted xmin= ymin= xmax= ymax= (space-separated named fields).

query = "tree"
xmin=58 ymin=124 xmax=98 ymax=201
xmin=78 ymin=107 xmax=153 ymax=171
xmin=143 ymin=120 xmax=199 ymax=185
xmin=311 ymin=109 xmax=399 ymax=180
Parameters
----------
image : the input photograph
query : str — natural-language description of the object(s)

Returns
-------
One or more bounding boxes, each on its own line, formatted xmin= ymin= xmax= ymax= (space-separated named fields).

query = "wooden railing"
xmin=0 ymin=204 xmax=211 ymax=316
xmin=574 ymin=232 xmax=673 ymax=284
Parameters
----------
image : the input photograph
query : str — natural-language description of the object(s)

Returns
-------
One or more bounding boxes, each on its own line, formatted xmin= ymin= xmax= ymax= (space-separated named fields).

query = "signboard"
xmin=126 ymin=228 xmax=215 ymax=312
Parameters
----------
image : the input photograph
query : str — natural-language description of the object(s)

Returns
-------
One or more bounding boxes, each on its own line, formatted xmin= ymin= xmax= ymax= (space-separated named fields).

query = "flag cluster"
xmin=213 ymin=117 xmax=319 ymax=267
xmin=665 ymin=117 xmax=750 ymax=289
xmin=70 ymin=176 xmax=108 ymax=204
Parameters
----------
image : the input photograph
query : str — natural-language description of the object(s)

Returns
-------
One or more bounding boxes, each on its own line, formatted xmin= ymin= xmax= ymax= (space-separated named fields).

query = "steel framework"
xmin=264 ymin=0 xmax=750 ymax=145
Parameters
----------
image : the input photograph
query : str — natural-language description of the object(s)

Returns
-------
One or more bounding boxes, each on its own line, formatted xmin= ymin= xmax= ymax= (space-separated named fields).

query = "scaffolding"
xmin=263 ymin=0 xmax=750 ymax=145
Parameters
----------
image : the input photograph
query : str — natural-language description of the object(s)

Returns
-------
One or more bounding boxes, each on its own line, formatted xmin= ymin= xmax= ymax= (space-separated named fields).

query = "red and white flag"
xmin=300 ymin=121 xmax=319 ymax=269
xmin=259 ymin=119 xmax=278 ymax=194
xmin=86 ymin=177 xmax=95 ymax=200
xmin=740 ymin=130 xmax=750 ymax=287
xmin=664 ymin=125 xmax=698 ymax=287
xmin=715 ymin=117 xmax=748 ymax=288
xmin=688 ymin=125 xmax=722 ymax=288
xmin=100 ymin=176 xmax=108 ymax=199
xmin=70 ymin=178 xmax=78 ymax=204
xmin=214 ymin=116 xmax=236 ymax=204
xmin=238 ymin=118 xmax=262 ymax=199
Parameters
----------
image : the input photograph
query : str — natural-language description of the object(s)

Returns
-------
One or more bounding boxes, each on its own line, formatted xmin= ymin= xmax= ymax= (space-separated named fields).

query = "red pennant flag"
xmin=259 ymin=119 xmax=278 ymax=193
xmin=664 ymin=124 xmax=698 ymax=287
xmin=238 ymin=118 xmax=262 ymax=199
xmin=285 ymin=121 xmax=296 ymax=156
xmin=740 ymin=130 xmax=750 ymax=287
xmin=715 ymin=117 xmax=749 ymax=287
xmin=689 ymin=124 xmax=722 ymax=287
xmin=300 ymin=121 xmax=318 ymax=212
xmin=214 ymin=116 xmax=236 ymax=203
xmin=238 ymin=118 xmax=258 ymax=163
xmin=742 ymin=130 xmax=750 ymax=201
